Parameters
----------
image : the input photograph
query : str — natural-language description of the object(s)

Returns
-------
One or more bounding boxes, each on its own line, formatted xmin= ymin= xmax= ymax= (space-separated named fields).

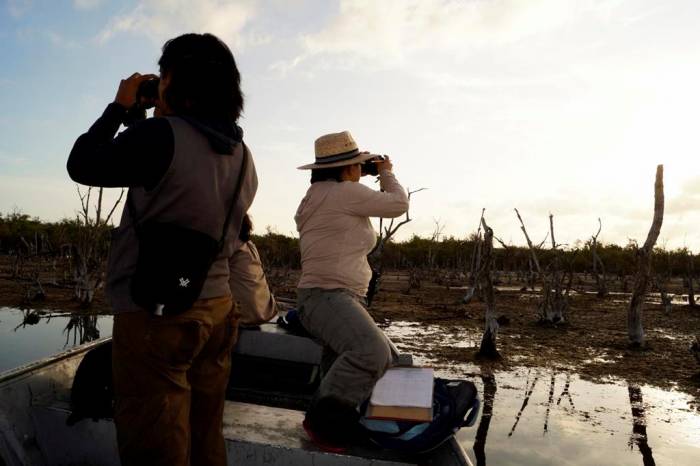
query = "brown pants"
xmin=112 ymin=296 xmax=237 ymax=466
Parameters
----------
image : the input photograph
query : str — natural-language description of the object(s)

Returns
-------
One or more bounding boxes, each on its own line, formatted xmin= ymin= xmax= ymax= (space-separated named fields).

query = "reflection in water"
xmin=473 ymin=371 xmax=497 ymax=466
xmin=556 ymin=372 xmax=575 ymax=409
xmin=12 ymin=310 xmax=101 ymax=348
xmin=63 ymin=315 xmax=100 ymax=346
xmin=628 ymin=383 xmax=656 ymax=466
xmin=543 ymin=372 xmax=556 ymax=435
xmin=509 ymin=370 xmax=539 ymax=437
xmin=1 ymin=307 xmax=113 ymax=374
xmin=383 ymin=322 xmax=700 ymax=465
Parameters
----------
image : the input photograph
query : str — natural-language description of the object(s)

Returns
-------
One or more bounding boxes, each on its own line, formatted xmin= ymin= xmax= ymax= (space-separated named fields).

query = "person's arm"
xmin=67 ymin=104 xmax=173 ymax=189
xmin=67 ymin=72 xmax=173 ymax=190
xmin=341 ymin=169 xmax=410 ymax=218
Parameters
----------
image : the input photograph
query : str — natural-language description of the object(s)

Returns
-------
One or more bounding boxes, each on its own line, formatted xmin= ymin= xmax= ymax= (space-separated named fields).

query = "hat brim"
xmin=297 ymin=152 xmax=378 ymax=170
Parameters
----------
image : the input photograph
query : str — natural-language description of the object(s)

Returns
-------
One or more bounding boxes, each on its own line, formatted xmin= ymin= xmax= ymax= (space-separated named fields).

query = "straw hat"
xmin=297 ymin=131 xmax=377 ymax=170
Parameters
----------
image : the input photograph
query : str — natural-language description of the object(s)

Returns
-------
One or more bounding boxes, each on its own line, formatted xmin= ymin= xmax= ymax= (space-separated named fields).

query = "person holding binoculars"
xmin=67 ymin=33 xmax=256 ymax=466
xmin=294 ymin=131 xmax=409 ymax=449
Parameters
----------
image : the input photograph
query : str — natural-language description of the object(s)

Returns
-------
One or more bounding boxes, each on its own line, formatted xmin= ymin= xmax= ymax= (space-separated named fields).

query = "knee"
xmin=360 ymin=338 xmax=392 ymax=378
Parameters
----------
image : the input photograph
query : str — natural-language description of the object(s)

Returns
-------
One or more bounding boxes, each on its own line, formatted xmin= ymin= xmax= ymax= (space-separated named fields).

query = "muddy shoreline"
xmin=2 ymin=266 xmax=699 ymax=407
xmin=368 ymin=272 xmax=700 ymax=408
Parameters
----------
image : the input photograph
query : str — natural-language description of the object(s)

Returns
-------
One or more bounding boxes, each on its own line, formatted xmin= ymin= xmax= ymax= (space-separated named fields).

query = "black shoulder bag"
xmin=128 ymin=145 xmax=249 ymax=316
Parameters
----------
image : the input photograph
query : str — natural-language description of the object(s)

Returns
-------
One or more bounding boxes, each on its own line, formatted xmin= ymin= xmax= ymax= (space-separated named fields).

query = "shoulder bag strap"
xmin=217 ymin=142 xmax=249 ymax=251
xmin=126 ymin=141 xmax=249 ymax=249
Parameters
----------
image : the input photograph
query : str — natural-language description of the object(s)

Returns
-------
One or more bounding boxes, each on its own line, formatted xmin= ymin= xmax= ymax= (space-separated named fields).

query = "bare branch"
xmin=514 ymin=208 xmax=542 ymax=274
xmin=104 ymin=188 xmax=126 ymax=225
xmin=95 ymin=187 xmax=104 ymax=226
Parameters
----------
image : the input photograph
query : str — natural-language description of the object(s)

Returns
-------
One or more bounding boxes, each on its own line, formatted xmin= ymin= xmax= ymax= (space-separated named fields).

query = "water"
xmin=385 ymin=322 xmax=700 ymax=466
xmin=0 ymin=307 xmax=112 ymax=373
xmin=0 ymin=308 xmax=698 ymax=464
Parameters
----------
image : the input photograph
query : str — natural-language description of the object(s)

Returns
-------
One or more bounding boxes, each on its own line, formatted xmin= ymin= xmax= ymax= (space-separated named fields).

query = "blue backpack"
xmin=360 ymin=378 xmax=480 ymax=454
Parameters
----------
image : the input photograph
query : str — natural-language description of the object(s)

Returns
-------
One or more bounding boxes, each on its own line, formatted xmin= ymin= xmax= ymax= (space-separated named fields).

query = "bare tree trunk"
xmin=691 ymin=337 xmax=700 ymax=366
xmin=687 ymin=253 xmax=696 ymax=308
xmin=463 ymin=209 xmax=485 ymax=304
xmin=628 ymin=165 xmax=664 ymax=347
xmin=517 ymin=210 xmax=566 ymax=324
xmin=591 ymin=218 xmax=608 ymax=297
xmin=477 ymin=217 xmax=500 ymax=359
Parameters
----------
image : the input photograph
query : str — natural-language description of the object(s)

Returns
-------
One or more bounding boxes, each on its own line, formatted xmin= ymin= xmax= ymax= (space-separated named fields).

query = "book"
xmin=366 ymin=367 xmax=434 ymax=422
xmin=365 ymin=404 xmax=433 ymax=423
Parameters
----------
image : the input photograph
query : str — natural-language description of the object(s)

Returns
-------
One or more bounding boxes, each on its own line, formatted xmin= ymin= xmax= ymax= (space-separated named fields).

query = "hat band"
xmin=314 ymin=148 xmax=360 ymax=165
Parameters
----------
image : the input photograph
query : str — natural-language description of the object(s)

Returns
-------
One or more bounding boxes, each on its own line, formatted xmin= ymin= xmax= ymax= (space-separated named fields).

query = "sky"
xmin=1 ymin=0 xmax=700 ymax=251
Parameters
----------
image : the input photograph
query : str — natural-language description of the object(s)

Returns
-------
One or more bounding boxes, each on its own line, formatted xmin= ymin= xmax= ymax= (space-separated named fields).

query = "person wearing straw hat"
xmin=295 ymin=130 xmax=409 ymax=448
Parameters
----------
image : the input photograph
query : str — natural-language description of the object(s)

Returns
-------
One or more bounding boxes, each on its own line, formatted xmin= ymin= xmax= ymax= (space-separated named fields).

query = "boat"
xmin=0 ymin=307 xmax=478 ymax=466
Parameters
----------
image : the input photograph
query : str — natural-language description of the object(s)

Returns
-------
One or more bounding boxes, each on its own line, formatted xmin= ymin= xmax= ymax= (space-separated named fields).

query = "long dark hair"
xmin=158 ymin=33 xmax=243 ymax=122
xmin=310 ymin=166 xmax=345 ymax=184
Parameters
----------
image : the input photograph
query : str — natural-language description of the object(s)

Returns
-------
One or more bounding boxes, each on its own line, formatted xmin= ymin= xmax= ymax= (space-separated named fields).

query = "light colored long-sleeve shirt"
xmin=295 ymin=170 xmax=409 ymax=296
xmin=228 ymin=241 xmax=277 ymax=325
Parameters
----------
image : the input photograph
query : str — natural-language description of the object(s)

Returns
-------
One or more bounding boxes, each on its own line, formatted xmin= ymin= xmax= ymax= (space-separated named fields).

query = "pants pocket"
xmin=217 ymin=309 xmax=239 ymax=365
xmin=146 ymin=317 xmax=207 ymax=368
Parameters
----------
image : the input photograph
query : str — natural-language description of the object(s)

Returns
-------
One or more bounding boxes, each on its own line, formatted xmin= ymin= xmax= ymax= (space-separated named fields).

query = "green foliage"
xmin=2 ymin=212 xmax=699 ymax=276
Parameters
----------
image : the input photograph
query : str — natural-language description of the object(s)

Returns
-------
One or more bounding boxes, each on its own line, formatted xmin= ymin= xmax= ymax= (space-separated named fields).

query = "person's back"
xmin=107 ymin=117 xmax=255 ymax=311
xmin=293 ymin=131 xmax=408 ymax=450
xmin=67 ymin=33 xmax=255 ymax=466
xmin=295 ymin=176 xmax=408 ymax=297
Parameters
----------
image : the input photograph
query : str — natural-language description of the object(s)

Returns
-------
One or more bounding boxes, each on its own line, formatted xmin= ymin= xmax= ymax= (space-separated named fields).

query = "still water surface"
xmin=0 ymin=308 xmax=698 ymax=465
xmin=385 ymin=322 xmax=700 ymax=466
xmin=0 ymin=307 xmax=112 ymax=373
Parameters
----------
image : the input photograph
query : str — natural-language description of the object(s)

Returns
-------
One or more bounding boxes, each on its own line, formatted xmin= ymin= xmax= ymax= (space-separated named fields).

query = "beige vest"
xmin=106 ymin=117 xmax=257 ymax=312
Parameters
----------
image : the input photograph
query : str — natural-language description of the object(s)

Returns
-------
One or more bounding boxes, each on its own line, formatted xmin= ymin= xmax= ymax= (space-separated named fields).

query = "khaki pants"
xmin=112 ymin=296 xmax=237 ymax=466
xmin=297 ymin=288 xmax=392 ymax=406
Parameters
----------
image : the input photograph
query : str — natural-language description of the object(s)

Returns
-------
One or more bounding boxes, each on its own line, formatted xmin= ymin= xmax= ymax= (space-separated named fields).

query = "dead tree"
xmin=515 ymin=209 xmax=568 ymax=324
xmin=476 ymin=217 xmax=500 ymax=359
xmin=73 ymin=186 xmax=125 ymax=306
xmin=628 ymin=165 xmax=664 ymax=347
xmin=543 ymin=214 xmax=570 ymax=323
xmin=427 ymin=217 xmax=445 ymax=270
xmin=687 ymin=252 xmax=696 ymax=308
xmin=366 ymin=187 xmax=426 ymax=306
xmin=653 ymin=250 xmax=674 ymax=314
xmin=463 ymin=209 xmax=485 ymax=304
xmin=691 ymin=337 xmax=700 ymax=366
xmin=590 ymin=218 xmax=608 ymax=297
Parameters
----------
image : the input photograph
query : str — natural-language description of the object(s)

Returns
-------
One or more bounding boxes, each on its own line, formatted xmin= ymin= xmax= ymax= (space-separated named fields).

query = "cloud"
xmin=278 ymin=0 xmax=618 ymax=72
xmin=96 ymin=0 xmax=258 ymax=49
xmin=7 ymin=0 xmax=32 ymax=18
xmin=73 ymin=0 xmax=103 ymax=10
xmin=667 ymin=176 xmax=700 ymax=215
xmin=14 ymin=28 xmax=82 ymax=49
xmin=46 ymin=31 xmax=81 ymax=49
xmin=0 ymin=151 xmax=28 ymax=167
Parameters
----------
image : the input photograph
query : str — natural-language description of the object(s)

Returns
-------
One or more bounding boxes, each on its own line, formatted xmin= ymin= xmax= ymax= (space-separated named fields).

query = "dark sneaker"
xmin=302 ymin=397 xmax=366 ymax=451
xmin=302 ymin=418 xmax=348 ymax=453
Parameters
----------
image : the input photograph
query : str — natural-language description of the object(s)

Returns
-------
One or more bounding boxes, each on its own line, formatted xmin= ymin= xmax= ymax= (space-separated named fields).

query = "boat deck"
xmin=0 ymin=337 xmax=471 ymax=466
xmin=28 ymin=400 xmax=467 ymax=466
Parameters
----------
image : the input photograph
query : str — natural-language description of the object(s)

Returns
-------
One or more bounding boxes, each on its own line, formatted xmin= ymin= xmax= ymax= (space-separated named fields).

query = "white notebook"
xmin=370 ymin=367 xmax=434 ymax=408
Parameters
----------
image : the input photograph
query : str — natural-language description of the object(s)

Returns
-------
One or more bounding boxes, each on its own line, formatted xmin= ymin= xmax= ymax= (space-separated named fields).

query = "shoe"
xmin=302 ymin=418 xmax=347 ymax=453
xmin=303 ymin=397 xmax=366 ymax=451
